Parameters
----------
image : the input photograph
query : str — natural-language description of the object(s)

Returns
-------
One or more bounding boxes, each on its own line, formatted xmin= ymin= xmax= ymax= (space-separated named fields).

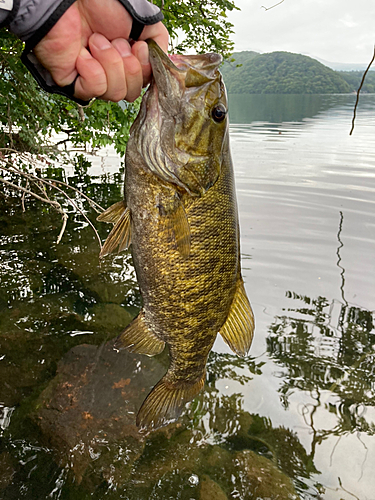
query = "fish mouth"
xmin=146 ymin=39 xmax=222 ymax=97
xmin=146 ymin=39 xmax=185 ymax=110
xmin=146 ymin=39 xmax=181 ymax=74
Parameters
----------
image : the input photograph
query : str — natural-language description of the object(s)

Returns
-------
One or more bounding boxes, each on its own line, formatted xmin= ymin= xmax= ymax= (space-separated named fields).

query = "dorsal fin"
xmin=99 ymin=206 xmax=131 ymax=258
xmin=219 ymin=277 xmax=255 ymax=357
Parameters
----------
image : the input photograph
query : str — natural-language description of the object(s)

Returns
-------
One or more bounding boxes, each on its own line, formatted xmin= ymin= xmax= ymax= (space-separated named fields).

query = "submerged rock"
xmin=86 ymin=303 xmax=133 ymax=331
xmin=0 ymin=452 xmax=15 ymax=490
xmin=233 ymin=450 xmax=300 ymax=499
xmin=33 ymin=341 xmax=167 ymax=486
xmin=32 ymin=342 xmax=301 ymax=499
xmin=199 ymin=475 xmax=228 ymax=500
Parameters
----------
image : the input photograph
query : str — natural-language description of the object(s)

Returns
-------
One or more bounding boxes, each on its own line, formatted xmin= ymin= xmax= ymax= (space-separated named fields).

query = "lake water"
xmin=0 ymin=94 xmax=374 ymax=499
xmin=228 ymin=93 xmax=375 ymax=499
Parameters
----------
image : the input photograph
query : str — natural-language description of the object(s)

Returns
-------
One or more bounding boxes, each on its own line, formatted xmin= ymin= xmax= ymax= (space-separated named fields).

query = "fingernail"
xmin=79 ymin=47 xmax=92 ymax=59
xmin=113 ymin=39 xmax=131 ymax=58
xmin=138 ymin=44 xmax=149 ymax=65
xmin=92 ymin=33 xmax=111 ymax=51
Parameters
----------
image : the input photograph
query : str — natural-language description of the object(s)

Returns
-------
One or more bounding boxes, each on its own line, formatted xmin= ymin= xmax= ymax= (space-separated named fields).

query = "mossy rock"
xmin=199 ymin=475 xmax=228 ymax=500
xmin=32 ymin=341 xmax=168 ymax=487
xmin=0 ymin=452 xmax=15 ymax=490
xmin=86 ymin=303 xmax=133 ymax=332
xmin=232 ymin=449 xmax=300 ymax=499
xmin=84 ymin=277 xmax=132 ymax=305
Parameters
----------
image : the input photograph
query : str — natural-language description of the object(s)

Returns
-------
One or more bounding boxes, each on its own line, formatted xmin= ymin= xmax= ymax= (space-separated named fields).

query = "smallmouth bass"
xmin=98 ymin=41 xmax=255 ymax=431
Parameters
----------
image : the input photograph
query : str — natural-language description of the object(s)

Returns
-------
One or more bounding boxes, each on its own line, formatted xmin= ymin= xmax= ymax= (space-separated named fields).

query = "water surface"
xmin=1 ymin=94 xmax=374 ymax=499
xmin=228 ymin=93 xmax=375 ymax=500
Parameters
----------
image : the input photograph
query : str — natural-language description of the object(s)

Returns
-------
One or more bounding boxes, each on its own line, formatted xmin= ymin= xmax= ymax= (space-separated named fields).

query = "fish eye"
xmin=211 ymin=104 xmax=227 ymax=123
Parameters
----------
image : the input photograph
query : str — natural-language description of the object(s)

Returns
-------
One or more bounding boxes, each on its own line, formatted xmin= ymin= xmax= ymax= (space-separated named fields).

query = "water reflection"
xmin=228 ymin=94 xmax=358 ymax=124
xmin=1 ymin=94 xmax=375 ymax=499
xmin=267 ymin=291 xmax=375 ymax=463
xmin=0 ymin=163 xmax=315 ymax=499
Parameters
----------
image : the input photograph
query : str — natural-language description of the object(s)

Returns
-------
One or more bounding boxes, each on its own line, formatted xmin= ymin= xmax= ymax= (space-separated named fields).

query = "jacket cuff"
xmin=0 ymin=0 xmax=20 ymax=29
xmin=117 ymin=0 xmax=163 ymax=25
xmin=9 ymin=0 xmax=72 ymax=40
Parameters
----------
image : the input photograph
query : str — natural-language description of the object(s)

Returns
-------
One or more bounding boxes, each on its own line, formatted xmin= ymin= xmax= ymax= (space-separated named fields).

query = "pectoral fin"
xmin=220 ymin=277 xmax=255 ymax=357
xmin=163 ymin=198 xmax=191 ymax=258
xmin=115 ymin=311 xmax=165 ymax=357
xmin=99 ymin=206 xmax=131 ymax=258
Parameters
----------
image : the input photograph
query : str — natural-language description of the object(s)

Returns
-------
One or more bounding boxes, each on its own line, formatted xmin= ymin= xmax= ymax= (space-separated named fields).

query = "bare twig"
xmin=0 ymin=151 xmax=104 ymax=248
xmin=56 ymin=213 xmax=68 ymax=244
xmin=2 ymin=160 xmax=104 ymax=214
xmin=44 ymin=178 xmax=105 ymax=213
xmin=350 ymin=45 xmax=375 ymax=135
xmin=0 ymin=176 xmax=61 ymax=209
xmin=21 ymin=179 xmax=29 ymax=212
xmin=261 ymin=0 xmax=284 ymax=11
xmin=1 ymin=163 xmax=53 ymax=202
xmin=44 ymin=180 xmax=103 ymax=249
xmin=78 ymin=105 xmax=85 ymax=122
xmin=0 ymin=173 xmax=70 ymax=243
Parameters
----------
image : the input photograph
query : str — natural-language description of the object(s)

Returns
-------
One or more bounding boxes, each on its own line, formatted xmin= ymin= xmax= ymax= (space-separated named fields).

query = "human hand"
xmin=33 ymin=0 xmax=169 ymax=103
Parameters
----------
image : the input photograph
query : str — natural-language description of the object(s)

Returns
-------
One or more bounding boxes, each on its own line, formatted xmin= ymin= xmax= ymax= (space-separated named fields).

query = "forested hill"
xmin=221 ymin=51 xmax=352 ymax=94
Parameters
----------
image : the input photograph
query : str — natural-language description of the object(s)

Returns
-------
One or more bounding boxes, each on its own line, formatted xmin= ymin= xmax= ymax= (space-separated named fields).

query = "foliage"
xmin=156 ymin=0 xmax=239 ymax=56
xmin=338 ymin=70 xmax=375 ymax=93
xmin=221 ymin=51 xmax=352 ymax=94
xmin=0 ymin=30 xmax=139 ymax=157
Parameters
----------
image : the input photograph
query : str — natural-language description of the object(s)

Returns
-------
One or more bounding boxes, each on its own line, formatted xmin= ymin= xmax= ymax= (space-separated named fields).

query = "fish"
xmin=97 ymin=40 xmax=255 ymax=431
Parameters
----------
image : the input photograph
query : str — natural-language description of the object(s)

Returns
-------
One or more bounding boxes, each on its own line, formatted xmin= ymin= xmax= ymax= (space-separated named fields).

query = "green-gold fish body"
xmin=98 ymin=41 xmax=254 ymax=431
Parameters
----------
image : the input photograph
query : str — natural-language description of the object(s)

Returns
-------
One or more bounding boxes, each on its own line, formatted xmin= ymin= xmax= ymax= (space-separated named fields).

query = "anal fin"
xmin=220 ymin=277 xmax=255 ymax=357
xmin=99 ymin=205 xmax=131 ymax=258
xmin=115 ymin=311 xmax=165 ymax=357
xmin=136 ymin=375 xmax=205 ymax=431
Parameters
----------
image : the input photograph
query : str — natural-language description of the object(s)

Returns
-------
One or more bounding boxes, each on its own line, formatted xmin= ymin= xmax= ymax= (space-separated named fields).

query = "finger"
xmin=111 ymin=38 xmax=143 ymax=102
xmin=141 ymin=23 xmax=169 ymax=53
xmin=74 ymin=47 xmax=108 ymax=101
xmin=88 ymin=33 xmax=128 ymax=101
xmin=131 ymin=41 xmax=152 ymax=87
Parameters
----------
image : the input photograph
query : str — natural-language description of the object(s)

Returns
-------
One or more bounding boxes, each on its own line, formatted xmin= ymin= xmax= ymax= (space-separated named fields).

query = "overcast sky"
xmin=227 ymin=0 xmax=375 ymax=64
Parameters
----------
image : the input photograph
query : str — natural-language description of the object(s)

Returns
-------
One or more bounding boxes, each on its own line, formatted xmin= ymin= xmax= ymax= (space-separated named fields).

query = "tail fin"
xmin=136 ymin=375 xmax=205 ymax=431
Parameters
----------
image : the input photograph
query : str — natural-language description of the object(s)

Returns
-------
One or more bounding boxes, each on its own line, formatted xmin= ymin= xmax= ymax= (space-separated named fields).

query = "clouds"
xmin=228 ymin=0 xmax=375 ymax=64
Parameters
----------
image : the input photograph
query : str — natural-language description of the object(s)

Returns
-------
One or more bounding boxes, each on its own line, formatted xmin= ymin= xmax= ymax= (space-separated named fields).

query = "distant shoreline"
xmin=221 ymin=51 xmax=375 ymax=94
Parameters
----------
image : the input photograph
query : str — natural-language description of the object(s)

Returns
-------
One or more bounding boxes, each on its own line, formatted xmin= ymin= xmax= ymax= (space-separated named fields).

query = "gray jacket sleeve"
xmin=1 ymin=0 xmax=163 ymax=104
xmin=0 ymin=8 xmax=11 ymax=25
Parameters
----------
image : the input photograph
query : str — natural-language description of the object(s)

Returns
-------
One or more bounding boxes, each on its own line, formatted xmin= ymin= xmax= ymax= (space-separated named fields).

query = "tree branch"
xmin=261 ymin=0 xmax=285 ymax=11
xmin=350 ymin=45 xmax=375 ymax=135
xmin=0 ymin=152 xmax=104 ymax=248
xmin=0 ymin=176 xmax=60 ymax=208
